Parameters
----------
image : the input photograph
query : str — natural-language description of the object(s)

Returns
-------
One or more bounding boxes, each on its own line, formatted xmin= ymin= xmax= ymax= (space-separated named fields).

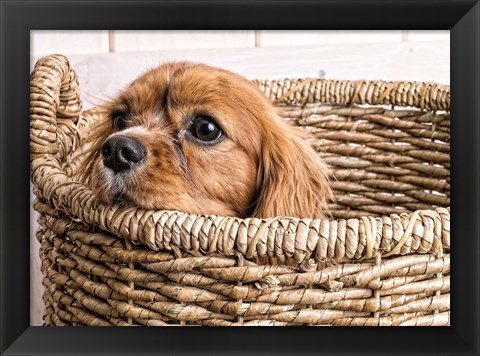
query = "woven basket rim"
xmin=30 ymin=54 xmax=450 ymax=263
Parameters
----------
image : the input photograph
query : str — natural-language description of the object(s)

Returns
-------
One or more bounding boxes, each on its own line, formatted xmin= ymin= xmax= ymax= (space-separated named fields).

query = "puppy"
xmin=82 ymin=62 xmax=333 ymax=218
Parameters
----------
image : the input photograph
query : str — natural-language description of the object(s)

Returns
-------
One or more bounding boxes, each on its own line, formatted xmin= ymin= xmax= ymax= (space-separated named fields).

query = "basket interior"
xmin=279 ymin=101 xmax=450 ymax=219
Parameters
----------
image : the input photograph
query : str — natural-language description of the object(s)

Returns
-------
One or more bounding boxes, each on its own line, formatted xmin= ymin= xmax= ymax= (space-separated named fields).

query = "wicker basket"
xmin=30 ymin=54 xmax=450 ymax=326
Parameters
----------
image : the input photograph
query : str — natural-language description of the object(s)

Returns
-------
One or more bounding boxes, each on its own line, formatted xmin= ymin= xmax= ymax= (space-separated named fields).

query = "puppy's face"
xmin=88 ymin=62 xmax=332 ymax=218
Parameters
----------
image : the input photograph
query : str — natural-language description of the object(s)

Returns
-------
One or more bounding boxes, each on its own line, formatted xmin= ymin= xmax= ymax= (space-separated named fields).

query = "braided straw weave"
xmin=31 ymin=55 xmax=450 ymax=326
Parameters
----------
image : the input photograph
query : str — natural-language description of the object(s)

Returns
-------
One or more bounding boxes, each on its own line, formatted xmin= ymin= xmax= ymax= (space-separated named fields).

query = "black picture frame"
xmin=1 ymin=1 xmax=479 ymax=355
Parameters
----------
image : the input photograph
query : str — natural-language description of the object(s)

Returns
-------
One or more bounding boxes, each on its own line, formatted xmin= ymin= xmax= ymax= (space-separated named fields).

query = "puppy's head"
xmin=84 ymin=62 xmax=333 ymax=218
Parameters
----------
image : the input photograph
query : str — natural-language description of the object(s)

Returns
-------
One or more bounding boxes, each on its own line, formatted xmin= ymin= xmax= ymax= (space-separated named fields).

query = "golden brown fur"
xmin=82 ymin=61 xmax=333 ymax=218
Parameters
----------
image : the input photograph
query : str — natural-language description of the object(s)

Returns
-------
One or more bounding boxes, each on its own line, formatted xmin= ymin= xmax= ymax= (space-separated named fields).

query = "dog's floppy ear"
xmin=252 ymin=116 xmax=334 ymax=219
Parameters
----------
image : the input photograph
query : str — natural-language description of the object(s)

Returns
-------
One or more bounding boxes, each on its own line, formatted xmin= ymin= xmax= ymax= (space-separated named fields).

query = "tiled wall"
xmin=31 ymin=30 xmax=449 ymax=56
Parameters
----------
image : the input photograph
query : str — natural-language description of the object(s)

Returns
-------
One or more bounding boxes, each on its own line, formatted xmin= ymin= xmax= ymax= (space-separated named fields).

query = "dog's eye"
xmin=112 ymin=113 xmax=128 ymax=130
xmin=189 ymin=117 xmax=222 ymax=142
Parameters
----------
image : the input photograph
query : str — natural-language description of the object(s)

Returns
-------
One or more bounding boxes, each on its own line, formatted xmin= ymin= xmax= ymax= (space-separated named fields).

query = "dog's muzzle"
xmin=101 ymin=135 xmax=146 ymax=173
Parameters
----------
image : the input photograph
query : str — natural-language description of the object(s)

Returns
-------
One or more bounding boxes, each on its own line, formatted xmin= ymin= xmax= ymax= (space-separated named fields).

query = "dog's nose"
xmin=101 ymin=136 xmax=146 ymax=173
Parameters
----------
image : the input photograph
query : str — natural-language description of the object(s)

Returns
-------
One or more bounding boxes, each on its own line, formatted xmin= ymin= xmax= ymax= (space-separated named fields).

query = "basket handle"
xmin=30 ymin=54 xmax=82 ymax=161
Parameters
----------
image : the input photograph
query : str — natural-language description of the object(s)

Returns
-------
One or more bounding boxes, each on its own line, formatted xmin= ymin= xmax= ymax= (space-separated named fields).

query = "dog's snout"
xmin=101 ymin=136 xmax=146 ymax=173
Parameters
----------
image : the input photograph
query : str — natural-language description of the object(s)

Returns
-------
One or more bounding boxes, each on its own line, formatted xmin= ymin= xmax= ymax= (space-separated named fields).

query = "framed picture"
xmin=1 ymin=1 xmax=479 ymax=355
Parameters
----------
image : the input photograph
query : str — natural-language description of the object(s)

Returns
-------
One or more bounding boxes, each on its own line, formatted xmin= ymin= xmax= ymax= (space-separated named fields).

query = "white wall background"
xmin=32 ymin=30 xmax=450 ymax=55
xmin=30 ymin=30 xmax=450 ymax=325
